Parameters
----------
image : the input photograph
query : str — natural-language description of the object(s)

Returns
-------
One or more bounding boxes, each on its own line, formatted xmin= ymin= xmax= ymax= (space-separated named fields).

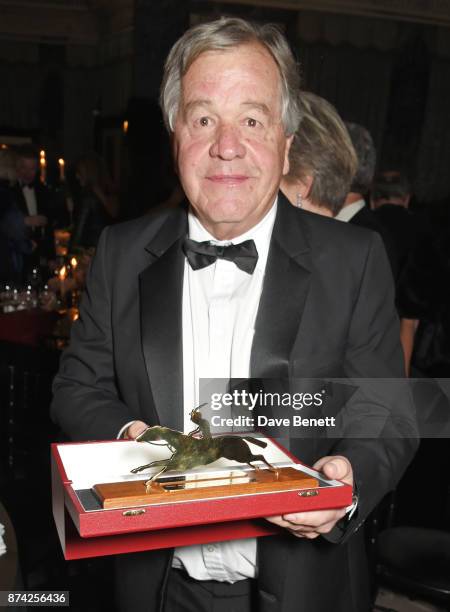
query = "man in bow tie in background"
xmin=52 ymin=17 xmax=417 ymax=612
xmin=13 ymin=144 xmax=56 ymax=268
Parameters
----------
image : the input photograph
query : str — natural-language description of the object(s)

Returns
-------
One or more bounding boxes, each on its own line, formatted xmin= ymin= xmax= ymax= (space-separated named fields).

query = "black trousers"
xmin=164 ymin=568 xmax=255 ymax=612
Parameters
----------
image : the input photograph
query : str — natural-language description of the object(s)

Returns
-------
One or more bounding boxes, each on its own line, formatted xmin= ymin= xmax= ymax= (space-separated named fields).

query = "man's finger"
xmin=282 ymin=508 xmax=347 ymax=526
xmin=286 ymin=516 xmax=345 ymax=535
xmin=313 ymin=455 xmax=353 ymax=484
xmin=266 ymin=508 xmax=346 ymax=531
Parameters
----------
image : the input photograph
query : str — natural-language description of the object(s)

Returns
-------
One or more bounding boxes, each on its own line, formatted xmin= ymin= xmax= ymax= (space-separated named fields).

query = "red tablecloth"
xmin=0 ymin=309 xmax=59 ymax=347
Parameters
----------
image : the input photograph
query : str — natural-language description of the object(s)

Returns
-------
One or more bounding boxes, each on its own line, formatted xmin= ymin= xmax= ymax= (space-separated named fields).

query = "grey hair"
xmin=345 ymin=122 xmax=376 ymax=195
xmin=160 ymin=17 xmax=301 ymax=136
xmin=284 ymin=92 xmax=357 ymax=215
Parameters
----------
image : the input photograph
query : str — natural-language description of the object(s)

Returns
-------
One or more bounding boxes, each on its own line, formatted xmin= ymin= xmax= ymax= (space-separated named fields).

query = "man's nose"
xmin=209 ymin=124 xmax=246 ymax=160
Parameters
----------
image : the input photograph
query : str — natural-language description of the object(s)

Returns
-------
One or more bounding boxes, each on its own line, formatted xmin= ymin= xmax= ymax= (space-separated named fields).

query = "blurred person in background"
xmin=336 ymin=123 xmax=377 ymax=223
xmin=337 ymin=122 xmax=398 ymax=278
xmin=12 ymin=144 xmax=56 ymax=265
xmin=336 ymin=123 xmax=381 ymax=225
xmin=0 ymin=148 xmax=32 ymax=284
xmin=371 ymin=171 xmax=422 ymax=275
xmin=370 ymin=170 xmax=412 ymax=210
xmin=70 ymin=152 xmax=118 ymax=249
xmin=281 ymin=91 xmax=357 ymax=217
xmin=372 ymin=171 xmax=434 ymax=376
xmin=335 ymin=123 xmax=425 ymax=374
xmin=371 ymin=170 xmax=411 ymax=210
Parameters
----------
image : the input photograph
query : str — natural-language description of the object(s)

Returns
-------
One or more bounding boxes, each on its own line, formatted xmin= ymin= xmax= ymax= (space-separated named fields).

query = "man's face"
xmin=173 ymin=43 xmax=292 ymax=240
xmin=17 ymin=157 xmax=38 ymax=185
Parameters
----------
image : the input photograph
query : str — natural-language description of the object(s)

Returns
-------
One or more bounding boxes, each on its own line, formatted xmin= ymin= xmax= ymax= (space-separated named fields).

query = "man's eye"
xmin=199 ymin=117 xmax=210 ymax=127
xmin=246 ymin=118 xmax=259 ymax=128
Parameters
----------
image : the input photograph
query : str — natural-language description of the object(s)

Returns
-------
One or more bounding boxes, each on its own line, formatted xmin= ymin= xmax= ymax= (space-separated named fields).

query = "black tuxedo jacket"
xmin=52 ymin=194 xmax=417 ymax=612
xmin=13 ymin=181 xmax=55 ymax=220
xmin=12 ymin=181 xmax=56 ymax=259
xmin=349 ymin=204 xmax=399 ymax=281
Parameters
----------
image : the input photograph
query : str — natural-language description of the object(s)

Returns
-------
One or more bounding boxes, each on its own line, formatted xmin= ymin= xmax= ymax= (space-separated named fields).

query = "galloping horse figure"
xmin=131 ymin=420 xmax=275 ymax=492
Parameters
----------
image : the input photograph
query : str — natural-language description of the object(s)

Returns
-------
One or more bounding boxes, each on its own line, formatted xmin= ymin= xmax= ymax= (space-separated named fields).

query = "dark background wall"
xmin=0 ymin=0 xmax=449 ymax=214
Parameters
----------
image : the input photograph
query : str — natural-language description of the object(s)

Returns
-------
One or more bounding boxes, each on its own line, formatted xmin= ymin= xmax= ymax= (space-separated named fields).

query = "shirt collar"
xmin=335 ymin=198 xmax=365 ymax=222
xmin=187 ymin=198 xmax=277 ymax=273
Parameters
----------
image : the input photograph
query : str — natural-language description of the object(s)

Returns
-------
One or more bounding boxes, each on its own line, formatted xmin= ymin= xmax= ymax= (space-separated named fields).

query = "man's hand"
xmin=124 ymin=420 xmax=149 ymax=440
xmin=265 ymin=455 xmax=353 ymax=539
xmin=24 ymin=214 xmax=48 ymax=227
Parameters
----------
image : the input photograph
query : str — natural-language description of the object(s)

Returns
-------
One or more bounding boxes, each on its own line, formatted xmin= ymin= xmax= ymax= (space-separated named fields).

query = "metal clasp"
xmin=122 ymin=509 xmax=146 ymax=516
xmin=298 ymin=489 xmax=319 ymax=497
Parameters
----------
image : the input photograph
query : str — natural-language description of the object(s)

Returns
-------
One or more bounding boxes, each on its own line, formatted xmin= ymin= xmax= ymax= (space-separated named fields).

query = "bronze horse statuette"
xmin=131 ymin=406 xmax=276 ymax=492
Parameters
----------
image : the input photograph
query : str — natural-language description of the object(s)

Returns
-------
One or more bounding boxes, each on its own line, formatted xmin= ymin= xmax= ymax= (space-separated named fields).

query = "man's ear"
xmin=282 ymin=134 xmax=294 ymax=176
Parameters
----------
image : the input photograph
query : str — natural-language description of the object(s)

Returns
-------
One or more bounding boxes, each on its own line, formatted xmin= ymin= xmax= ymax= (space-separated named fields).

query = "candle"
xmin=69 ymin=308 xmax=79 ymax=322
xmin=40 ymin=150 xmax=46 ymax=184
xmin=58 ymin=158 xmax=65 ymax=182
xmin=59 ymin=265 xmax=67 ymax=297
xmin=70 ymin=258 xmax=78 ymax=280
xmin=123 ymin=120 xmax=128 ymax=134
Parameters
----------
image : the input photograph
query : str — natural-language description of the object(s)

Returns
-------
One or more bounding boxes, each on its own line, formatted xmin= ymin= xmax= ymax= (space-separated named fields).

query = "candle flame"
xmin=70 ymin=257 xmax=78 ymax=268
xmin=58 ymin=266 xmax=67 ymax=280
xmin=40 ymin=150 xmax=46 ymax=159
xmin=123 ymin=120 xmax=129 ymax=133
xmin=58 ymin=158 xmax=65 ymax=166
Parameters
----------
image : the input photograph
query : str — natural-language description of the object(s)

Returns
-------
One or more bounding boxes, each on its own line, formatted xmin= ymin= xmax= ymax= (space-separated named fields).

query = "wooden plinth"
xmin=93 ymin=467 xmax=319 ymax=509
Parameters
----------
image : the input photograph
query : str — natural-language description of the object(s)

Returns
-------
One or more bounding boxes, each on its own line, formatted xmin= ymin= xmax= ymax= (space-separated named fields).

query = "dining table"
xmin=0 ymin=309 xmax=60 ymax=348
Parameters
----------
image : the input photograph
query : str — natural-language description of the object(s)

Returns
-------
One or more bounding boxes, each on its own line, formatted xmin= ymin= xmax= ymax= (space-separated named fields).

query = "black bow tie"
xmin=183 ymin=238 xmax=259 ymax=274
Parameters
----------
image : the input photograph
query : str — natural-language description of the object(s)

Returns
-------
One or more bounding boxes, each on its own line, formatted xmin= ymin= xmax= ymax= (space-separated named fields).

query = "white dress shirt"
xmin=335 ymin=198 xmax=365 ymax=223
xmin=22 ymin=184 xmax=38 ymax=217
xmin=172 ymin=200 xmax=277 ymax=583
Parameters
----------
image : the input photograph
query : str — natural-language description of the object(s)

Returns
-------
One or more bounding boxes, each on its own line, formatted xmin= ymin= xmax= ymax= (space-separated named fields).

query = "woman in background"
xmin=281 ymin=91 xmax=357 ymax=216
xmin=71 ymin=152 xmax=118 ymax=249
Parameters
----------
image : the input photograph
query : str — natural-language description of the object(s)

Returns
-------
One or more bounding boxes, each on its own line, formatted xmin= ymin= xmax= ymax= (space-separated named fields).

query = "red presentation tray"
xmin=51 ymin=438 xmax=352 ymax=560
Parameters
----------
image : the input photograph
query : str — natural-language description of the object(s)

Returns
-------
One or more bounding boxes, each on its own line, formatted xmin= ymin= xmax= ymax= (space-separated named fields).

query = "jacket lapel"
xmin=251 ymin=193 xmax=312 ymax=379
xmin=139 ymin=209 xmax=187 ymax=431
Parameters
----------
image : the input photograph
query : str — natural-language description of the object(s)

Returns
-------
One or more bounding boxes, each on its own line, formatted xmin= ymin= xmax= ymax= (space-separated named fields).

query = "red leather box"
xmin=51 ymin=437 xmax=352 ymax=560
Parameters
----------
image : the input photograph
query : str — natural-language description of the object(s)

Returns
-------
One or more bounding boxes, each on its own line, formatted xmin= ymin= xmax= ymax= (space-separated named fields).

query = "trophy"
xmin=93 ymin=406 xmax=319 ymax=509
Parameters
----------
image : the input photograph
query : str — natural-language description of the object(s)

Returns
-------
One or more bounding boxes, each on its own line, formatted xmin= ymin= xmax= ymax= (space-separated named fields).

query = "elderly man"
xmin=52 ymin=17 xmax=417 ymax=612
